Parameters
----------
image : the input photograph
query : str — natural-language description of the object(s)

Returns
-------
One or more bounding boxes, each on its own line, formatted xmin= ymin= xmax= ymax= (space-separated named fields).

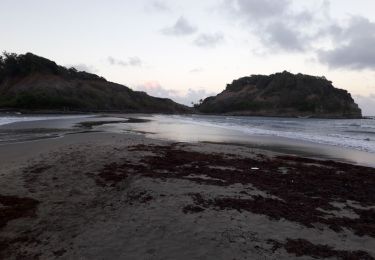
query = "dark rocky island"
xmin=0 ymin=52 xmax=190 ymax=113
xmin=197 ymin=71 xmax=362 ymax=118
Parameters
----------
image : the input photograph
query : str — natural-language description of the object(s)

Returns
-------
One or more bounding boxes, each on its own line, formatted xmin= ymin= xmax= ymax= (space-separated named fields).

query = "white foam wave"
xmin=0 ymin=115 xmax=93 ymax=126
xmin=163 ymin=115 xmax=375 ymax=153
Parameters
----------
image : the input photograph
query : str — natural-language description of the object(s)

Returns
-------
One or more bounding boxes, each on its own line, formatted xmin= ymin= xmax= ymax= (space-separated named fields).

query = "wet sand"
xmin=121 ymin=115 xmax=375 ymax=168
xmin=0 ymin=128 xmax=375 ymax=259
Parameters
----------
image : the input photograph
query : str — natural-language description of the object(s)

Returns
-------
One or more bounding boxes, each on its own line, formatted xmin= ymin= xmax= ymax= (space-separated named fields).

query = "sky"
xmin=1 ymin=0 xmax=375 ymax=114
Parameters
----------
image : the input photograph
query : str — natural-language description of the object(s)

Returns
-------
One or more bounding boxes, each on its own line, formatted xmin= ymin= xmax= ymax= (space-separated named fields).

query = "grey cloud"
xmin=264 ymin=23 xmax=305 ymax=51
xmin=107 ymin=56 xmax=142 ymax=67
xmin=291 ymin=10 xmax=315 ymax=25
xmin=221 ymin=0 xmax=327 ymax=52
xmin=128 ymin=57 xmax=142 ymax=66
xmin=66 ymin=63 xmax=97 ymax=73
xmin=222 ymin=0 xmax=375 ymax=71
xmin=334 ymin=17 xmax=375 ymax=40
xmin=318 ymin=37 xmax=375 ymax=70
xmin=145 ymin=1 xmax=170 ymax=12
xmin=108 ymin=56 xmax=127 ymax=66
xmin=194 ymin=33 xmax=224 ymax=48
xmin=107 ymin=56 xmax=115 ymax=65
xmin=161 ymin=16 xmax=197 ymax=36
xmin=217 ymin=0 xmax=375 ymax=72
xmin=136 ymin=82 xmax=214 ymax=106
xmin=228 ymin=0 xmax=290 ymax=21
xmin=318 ymin=17 xmax=375 ymax=70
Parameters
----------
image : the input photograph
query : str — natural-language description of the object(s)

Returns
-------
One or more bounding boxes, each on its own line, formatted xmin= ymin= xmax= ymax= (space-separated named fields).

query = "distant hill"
xmin=197 ymin=71 xmax=362 ymax=118
xmin=0 ymin=52 xmax=191 ymax=113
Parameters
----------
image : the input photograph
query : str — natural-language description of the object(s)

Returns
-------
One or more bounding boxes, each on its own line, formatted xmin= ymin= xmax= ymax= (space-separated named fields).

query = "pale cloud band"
xmin=136 ymin=81 xmax=215 ymax=106
xmin=194 ymin=33 xmax=224 ymax=48
xmin=107 ymin=56 xmax=143 ymax=67
xmin=161 ymin=16 xmax=197 ymax=36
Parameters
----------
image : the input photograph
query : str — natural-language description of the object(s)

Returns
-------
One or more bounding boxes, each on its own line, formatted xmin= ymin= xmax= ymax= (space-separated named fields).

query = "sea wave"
xmin=0 ymin=115 xmax=92 ymax=126
xmin=164 ymin=115 xmax=375 ymax=153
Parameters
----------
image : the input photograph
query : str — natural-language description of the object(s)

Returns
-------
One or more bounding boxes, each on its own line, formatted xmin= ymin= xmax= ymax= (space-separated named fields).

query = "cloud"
xmin=107 ymin=56 xmax=143 ymax=67
xmin=318 ymin=17 xmax=375 ymax=70
xmin=108 ymin=56 xmax=127 ymax=66
xmin=194 ymin=33 xmax=224 ymax=48
xmin=147 ymin=1 xmax=170 ymax=12
xmin=226 ymin=0 xmax=290 ymax=21
xmin=220 ymin=0 xmax=375 ymax=71
xmin=189 ymin=68 xmax=204 ymax=73
xmin=66 ymin=63 xmax=97 ymax=73
xmin=161 ymin=16 xmax=197 ymax=36
xmin=354 ymin=94 xmax=375 ymax=116
xmin=221 ymin=0 xmax=328 ymax=52
xmin=128 ymin=56 xmax=142 ymax=66
xmin=136 ymin=81 xmax=215 ymax=106
xmin=263 ymin=23 xmax=305 ymax=51
xmin=136 ymin=81 xmax=179 ymax=97
xmin=150 ymin=1 xmax=169 ymax=12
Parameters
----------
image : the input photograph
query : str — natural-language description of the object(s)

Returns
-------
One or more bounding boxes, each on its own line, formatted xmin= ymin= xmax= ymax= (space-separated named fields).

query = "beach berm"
xmin=0 ymin=131 xmax=374 ymax=259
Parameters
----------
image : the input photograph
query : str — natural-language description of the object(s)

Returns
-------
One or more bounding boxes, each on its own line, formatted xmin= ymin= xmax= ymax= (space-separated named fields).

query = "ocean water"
xmin=1 ymin=113 xmax=375 ymax=166
xmin=0 ymin=114 xmax=91 ymax=126
xmin=2 ymin=114 xmax=375 ymax=154
xmin=0 ymin=114 xmax=94 ymax=144
xmin=133 ymin=115 xmax=375 ymax=154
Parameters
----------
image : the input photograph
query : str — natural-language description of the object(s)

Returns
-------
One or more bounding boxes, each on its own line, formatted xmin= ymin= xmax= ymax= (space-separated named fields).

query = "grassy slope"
xmin=0 ymin=52 xmax=191 ymax=113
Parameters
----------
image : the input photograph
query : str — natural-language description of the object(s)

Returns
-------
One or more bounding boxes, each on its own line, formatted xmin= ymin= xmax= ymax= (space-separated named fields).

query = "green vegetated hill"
xmin=197 ymin=71 xmax=362 ymax=118
xmin=0 ymin=52 xmax=191 ymax=113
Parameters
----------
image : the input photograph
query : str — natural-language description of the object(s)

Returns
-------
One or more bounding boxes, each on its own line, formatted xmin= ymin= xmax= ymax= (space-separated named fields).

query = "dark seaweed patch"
xmin=94 ymin=144 xmax=375 ymax=237
xmin=268 ymin=238 xmax=374 ymax=260
xmin=0 ymin=195 xmax=39 ymax=229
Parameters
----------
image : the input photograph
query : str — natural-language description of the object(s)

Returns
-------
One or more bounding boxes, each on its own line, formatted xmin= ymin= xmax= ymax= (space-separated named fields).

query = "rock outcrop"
xmin=197 ymin=71 xmax=362 ymax=118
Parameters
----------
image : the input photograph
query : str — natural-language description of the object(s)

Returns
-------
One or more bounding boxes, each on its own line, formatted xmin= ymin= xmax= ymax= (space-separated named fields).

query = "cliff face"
xmin=0 ymin=53 xmax=191 ymax=113
xmin=197 ymin=71 xmax=362 ymax=118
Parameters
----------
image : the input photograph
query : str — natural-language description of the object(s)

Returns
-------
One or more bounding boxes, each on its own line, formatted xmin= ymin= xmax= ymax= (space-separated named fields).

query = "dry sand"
xmin=0 ymin=131 xmax=374 ymax=259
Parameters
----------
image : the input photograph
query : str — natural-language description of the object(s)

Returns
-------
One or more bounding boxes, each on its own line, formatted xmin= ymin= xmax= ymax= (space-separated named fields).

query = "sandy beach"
xmin=3 ymin=1 xmax=375 ymax=258
xmin=0 ymin=117 xmax=375 ymax=259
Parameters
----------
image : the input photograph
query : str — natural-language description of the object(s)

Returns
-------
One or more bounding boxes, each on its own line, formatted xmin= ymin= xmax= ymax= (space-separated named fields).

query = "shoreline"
xmin=0 ymin=109 xmax=370 ymax=119
xmin=1 ymin=114 xmax=375 ymax=168
xmin=199 ymin=140 xmax=375 ymax=168
xmin=0 ymin=131 xmax=374 ymax=259
xmin=120 ymin=115 xmax=375 ymax=168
